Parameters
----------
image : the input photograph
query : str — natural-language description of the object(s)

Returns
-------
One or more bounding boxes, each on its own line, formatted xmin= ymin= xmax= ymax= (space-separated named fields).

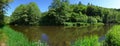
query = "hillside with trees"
xmin=9 ymin=0 xmax=120 ymax=26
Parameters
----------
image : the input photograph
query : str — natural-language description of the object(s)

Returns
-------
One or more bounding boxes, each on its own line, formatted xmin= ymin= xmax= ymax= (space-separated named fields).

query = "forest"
xmin=1 ymin=0 xmax=120 ymax=26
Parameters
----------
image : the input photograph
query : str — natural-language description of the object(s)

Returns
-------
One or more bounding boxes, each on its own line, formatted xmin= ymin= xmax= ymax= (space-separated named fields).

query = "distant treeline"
xmin=3 ymin=0 xmax=120 ymax=26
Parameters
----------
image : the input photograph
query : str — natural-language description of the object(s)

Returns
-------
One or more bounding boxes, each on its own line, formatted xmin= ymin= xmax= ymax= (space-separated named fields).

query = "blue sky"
xmin=6 ymin=0 xmax=120 ymax=16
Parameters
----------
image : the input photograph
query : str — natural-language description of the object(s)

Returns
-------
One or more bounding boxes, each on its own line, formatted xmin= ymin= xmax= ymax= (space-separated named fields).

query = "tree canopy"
xmin=9 ymin=0 xmax=120 ymax=26
xmin=10 ymin=2 xmax=41 ymax=25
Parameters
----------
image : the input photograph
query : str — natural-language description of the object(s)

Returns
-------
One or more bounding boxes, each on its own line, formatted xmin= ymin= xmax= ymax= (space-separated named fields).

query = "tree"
xmin=40 ymin=9 xmax=62 ymax=25
xmin=78 ymin=1 xmax=82 ymax=5
xmin=4 ymin=15 xmax=10 ymax=24
xmin=87 ymin=17 xmax=97 ymax=24
xmin=27 ymin=2 xmax=41 ymax=25
xmin=41 ymin=0 xmax=71 ymax=25
xmin=57 ymin=1 xmax=71 ymax=22
xmin=10 ymin=4 xmax=28 ymax=25
xmin=86 ymin=5 xmax=95 ymax=16
xmin=0 ymin=0 xmax=13 ymax=26
xmin=49 ymin=0 xmax=61 ymax=9
xmin=10 ymin=2 xmax=41 ymax=25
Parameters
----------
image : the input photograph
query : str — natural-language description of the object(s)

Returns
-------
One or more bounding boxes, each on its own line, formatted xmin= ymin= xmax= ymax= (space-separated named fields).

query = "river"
xmin=10 ymin=25 xmax=113 ymax=46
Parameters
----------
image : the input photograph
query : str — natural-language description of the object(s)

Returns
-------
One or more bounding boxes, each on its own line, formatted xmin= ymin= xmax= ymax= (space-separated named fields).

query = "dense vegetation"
xmin=73 ymin=25 xmax=120 ymax=46
xmin=8 ymin=0 xmax=120 ymax=26
xmin=0 ymin=0 xmax=13 ymax=26
xmin=10 ymin=2 xmax=41 ymax=26
xmin=0 ymin=26 xmax=48 ymax=46
xmin=72 ymin=36 xmax=100 ymax=46
xmin=104 ymin=25 xmax=120 ymax=46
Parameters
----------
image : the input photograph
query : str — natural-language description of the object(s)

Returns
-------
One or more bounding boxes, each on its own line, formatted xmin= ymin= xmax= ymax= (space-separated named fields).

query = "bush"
xmin=104 ymin=25 xmax=120 ymax=46
xmin=72 ymin=35 xmax=100 ymax=46
xmin=77 ymin=15 xmax=88 ymax=23
xmin=87 ymin=17 xmax=97 ymax=24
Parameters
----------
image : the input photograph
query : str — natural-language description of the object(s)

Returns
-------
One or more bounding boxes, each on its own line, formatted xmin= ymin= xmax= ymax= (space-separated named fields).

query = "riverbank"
xmin=0 ymin=25 xmax=119 ymax=46
xmin=73 ymin=25 xmax=120 ymax=46
xmin=0 ymin=26 xmax=38 ymax=46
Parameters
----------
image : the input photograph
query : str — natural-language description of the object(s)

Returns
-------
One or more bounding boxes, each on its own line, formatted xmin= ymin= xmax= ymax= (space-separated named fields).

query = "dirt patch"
xmin=0 ymin=31 xmax=8 ymax=46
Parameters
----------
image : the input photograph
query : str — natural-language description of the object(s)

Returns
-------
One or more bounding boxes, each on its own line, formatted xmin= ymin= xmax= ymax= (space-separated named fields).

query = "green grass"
xmin=1 ymin=26 xmax=33 ymax=46
xmin=104 ymin=25 xmax=120 ymax=46
xmin=63 ymin=22 xmax=89 ymax=27
xmin=72 ymin=35 xmax=100 ymax=46
xmin=0 ymin=26 xmax=48 ymax=46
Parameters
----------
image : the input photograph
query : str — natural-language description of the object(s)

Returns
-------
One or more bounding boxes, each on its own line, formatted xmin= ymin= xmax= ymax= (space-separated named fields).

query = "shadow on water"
xmin=0 ymin=24 xmax=4 ymax=28
xmin=10 ymin=25 xmax=113 ymax=46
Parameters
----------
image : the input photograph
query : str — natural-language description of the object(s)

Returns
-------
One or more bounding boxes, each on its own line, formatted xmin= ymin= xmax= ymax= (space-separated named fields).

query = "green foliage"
xmin=72 ymin=36 xmax=100 ymax=46
xmin=70 ymin=12 xmax=88 ymax=23
xmin=49 ymin=0 xmax=69 ymax=9
xmin=104 ymin=25 xmax=120 ymax=46
xmin=0 ymin=26 xmax=48 ymax=46
xmin=8 ymin=0 xmax=120 ymax=26
xmin=27 ymin=2 xmax=41 ymax=25
xmin=0 ymin=0 xmax=13 ymax=26
xmin=87 ymin=17 xmax=97 ymax=24
xmin=4 ymin=16 xmax=10 ymax=24
xmin=49 ymin=0 xmax=61 ymax=9
xmin=2 ymin=26 xmax=30 ymax=46
xmin=40 ymin=9 xmax=62 ymax=25
xmin=10 ymin=4 xmax=28 ymax=25
xmin=40 ymin=0 xmax=71 ymax=25
xmin=116 ymin=13 xmax=120 ymax=23
xmin=10 ymin=2 xmax=41 ymax=25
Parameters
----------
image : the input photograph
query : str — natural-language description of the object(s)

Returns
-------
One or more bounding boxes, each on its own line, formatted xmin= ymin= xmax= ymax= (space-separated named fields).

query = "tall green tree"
xmin=27 ymin=2 xmax=41 ymax=25
xmin=10 ymin=2 xmax=41 ymax=25
xmin=49 ymin=0 xmax=61 ymax=9
xmin=10 ymin=4 xmax=28 ymax=25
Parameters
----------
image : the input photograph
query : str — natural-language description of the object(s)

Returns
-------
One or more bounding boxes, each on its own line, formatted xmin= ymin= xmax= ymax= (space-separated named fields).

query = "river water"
xmin=10 ymin=25 xmax=113 ymax=46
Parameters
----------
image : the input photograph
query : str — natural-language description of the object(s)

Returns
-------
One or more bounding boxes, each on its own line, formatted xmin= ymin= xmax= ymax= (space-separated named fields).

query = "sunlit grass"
xmin=104 ymin=25 xmax=120 ymax=46
xmin=0 ymin=26 xmax=37 ymax=46
xmin=72 ymin=35 xmax=100 ymax=46
xmin=0 ymin=26 xmax=48 ymax=46
xmin=1 ymin=26 xmax=31 ymax=46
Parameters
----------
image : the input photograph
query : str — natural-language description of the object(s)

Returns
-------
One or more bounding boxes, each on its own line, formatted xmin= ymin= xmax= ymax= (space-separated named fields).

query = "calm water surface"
xmin=10 ymin=25 xmax=113 ymax=46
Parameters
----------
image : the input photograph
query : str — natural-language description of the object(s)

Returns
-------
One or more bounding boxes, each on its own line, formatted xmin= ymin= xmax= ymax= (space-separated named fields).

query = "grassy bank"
xmin=1 ymin=25 xmax=120 ymax=46
xmin=0 ymin=26 xmax=41 ymax=46
xmin=104 ymin=25 xmax=120 ymax=46
xmin=63 ymin=22 xmax=104 ymax=27
xmin=72 ymin=35 xmax=101 ymax=46
xmin=73 ymin=25 xmax=120 ymax=46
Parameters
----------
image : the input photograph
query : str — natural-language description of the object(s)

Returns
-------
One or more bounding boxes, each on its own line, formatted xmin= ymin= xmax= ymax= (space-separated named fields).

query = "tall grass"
xmin=72 ymin=35 xmax=100 ymax=46
xmin=104 ymin=25 xmax=120 ymax=46
xmin=1 ymin=26 xmax=32 ymax=46
xmin=0 ymin=26 xmax=48 ymax=46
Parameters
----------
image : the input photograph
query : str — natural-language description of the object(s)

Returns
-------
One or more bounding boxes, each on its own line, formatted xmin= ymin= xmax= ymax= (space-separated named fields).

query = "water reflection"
xmin=10 ymin=25 xmax=113 ymax=46
xmin=41 ymin=33 xmax=49 ymax=43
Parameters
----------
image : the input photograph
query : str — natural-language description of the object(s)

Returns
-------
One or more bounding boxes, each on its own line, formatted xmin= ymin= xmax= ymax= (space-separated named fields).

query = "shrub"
xmin=104 ymin=25 xmax=120 ymax=46
xmin=77 ymin=15 xmax=88 ymax=23
xmin=87 ymin=17 xmax=97 ymax=24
